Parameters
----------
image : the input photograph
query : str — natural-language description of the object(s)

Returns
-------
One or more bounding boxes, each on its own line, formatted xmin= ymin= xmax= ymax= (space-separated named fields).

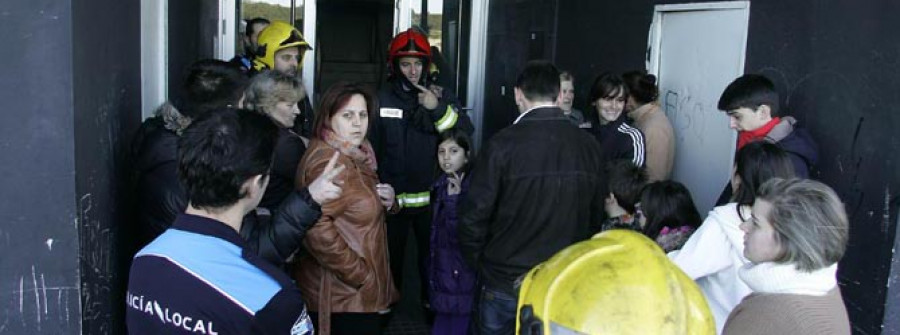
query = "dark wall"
xmin=555 ymin=1 xmax=653 ymax=116
xmin=72 ymin=0 xmax=141 ymax=333
xmin=0 ymin=0 xmax=81 ymax=334
xmin=747 ymin=3 xmax=900 ymax=334
xmin=548 ymin=0 xmax=900 ymax=334
xmin=481 ymin=0 xmax=559 ymax=142
xmin=0 ymin=0 xmax=140 ymax=334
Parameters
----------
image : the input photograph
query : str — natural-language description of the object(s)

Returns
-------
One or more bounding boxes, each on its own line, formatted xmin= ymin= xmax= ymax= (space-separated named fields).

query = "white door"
xmin=648 ymin=2 xmax=750 ymax=214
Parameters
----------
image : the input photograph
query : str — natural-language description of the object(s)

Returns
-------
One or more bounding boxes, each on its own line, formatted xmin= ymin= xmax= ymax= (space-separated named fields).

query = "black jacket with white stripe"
xmin=591 ymin=115 xmax=647 ymax=169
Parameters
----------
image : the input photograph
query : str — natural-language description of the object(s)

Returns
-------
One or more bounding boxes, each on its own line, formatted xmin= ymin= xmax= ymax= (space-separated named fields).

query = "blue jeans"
xmin=476 ymin=285 xmax=518 ymax=334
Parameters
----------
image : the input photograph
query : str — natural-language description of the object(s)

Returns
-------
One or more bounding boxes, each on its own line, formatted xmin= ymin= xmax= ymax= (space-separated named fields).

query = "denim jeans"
xmin=476 ymin=285 xmax=518 ymax=334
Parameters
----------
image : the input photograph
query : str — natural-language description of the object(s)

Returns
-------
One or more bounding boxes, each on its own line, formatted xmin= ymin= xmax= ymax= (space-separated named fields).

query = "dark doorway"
xmin=315 ymin=0 xmax=394 ymax=95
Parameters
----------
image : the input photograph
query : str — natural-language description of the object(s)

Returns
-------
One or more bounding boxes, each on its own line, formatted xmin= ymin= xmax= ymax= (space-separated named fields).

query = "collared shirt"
xmin=126 ymin=214 xmax=313 ymax=335
xmin=513 ymin=104 xmax=557 ymax=124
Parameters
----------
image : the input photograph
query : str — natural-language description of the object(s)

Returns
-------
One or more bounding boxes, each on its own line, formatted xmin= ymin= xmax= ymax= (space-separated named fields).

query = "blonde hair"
xmin=757 ymin=178 xmax=849 ymax=272
xmin=243 ymin=70 xmax=305 ymax=118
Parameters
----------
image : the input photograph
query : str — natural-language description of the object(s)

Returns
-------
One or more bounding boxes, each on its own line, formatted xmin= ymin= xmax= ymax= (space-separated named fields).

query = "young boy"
xmin=602 ymin=160 xmax=649 ymax=231
xmin=715 ymin=74 xmax=819 ymax=205
xmin=718 ymin=74 xmax=819 ymax=178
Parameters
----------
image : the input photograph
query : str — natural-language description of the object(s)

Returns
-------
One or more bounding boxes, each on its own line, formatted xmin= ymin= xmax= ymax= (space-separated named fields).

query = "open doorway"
xmin=315 ymin=0 xmax=394 ymax=97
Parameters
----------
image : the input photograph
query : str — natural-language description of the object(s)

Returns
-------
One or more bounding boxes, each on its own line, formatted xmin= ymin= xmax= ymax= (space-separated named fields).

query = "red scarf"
xmin=737 ymin=117 xmax=780 ymax=150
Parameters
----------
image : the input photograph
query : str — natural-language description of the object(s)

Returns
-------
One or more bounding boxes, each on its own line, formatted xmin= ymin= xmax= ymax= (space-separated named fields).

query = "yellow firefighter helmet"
xmin=253 ymin=21 xmax=310 ymax=71
xmin=516 ymin=229 xmax=715 ymax=335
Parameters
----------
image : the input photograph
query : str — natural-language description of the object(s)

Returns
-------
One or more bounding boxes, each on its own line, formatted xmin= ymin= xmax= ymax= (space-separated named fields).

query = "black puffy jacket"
xmin=132 ymin=115 xmax=321 ymax=267
xmin=259 ymin=128 xmax=307 ymax=210
xmin=241 ymin=188 xmax=321 ymax=269
xmin=133 ymin=116 xmax=185 ymax=246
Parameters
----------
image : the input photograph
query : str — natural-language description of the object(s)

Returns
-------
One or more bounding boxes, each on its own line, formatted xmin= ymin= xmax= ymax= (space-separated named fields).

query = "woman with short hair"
xmin=243 ymin=70 xmax=308 ymax=209
xmin=724 ymin=178 xmax=850 ymax=334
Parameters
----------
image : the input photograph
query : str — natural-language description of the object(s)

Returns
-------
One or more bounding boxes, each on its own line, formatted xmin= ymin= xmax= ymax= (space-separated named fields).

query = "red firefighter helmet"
xmin=388 ymin=28 xmax=432 ymax=66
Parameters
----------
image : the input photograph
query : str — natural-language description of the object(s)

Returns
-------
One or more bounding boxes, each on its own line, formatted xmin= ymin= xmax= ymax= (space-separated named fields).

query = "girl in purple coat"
xmin=428 ymin=129 xmax=476 ymax=335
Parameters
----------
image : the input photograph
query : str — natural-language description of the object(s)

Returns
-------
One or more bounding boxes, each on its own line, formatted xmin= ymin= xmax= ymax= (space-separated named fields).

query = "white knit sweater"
xmin=668 ymin=203 xmax=751 ymax=334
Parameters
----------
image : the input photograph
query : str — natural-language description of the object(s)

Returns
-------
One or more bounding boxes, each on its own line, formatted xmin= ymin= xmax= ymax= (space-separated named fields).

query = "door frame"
xmin=302 ymin=0 xmax=317 ymax=101
xmin=466 ymin=0 xmax=489 ymax=149
xmin=216 ymin=0 xmax=237 ymax=60
xmin=140 ymin=0 xmax=168 ymax=120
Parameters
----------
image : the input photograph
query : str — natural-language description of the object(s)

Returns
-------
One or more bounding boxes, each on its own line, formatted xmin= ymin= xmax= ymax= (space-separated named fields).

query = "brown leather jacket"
xmin=291 ymin=140 xmax=399 ymax=322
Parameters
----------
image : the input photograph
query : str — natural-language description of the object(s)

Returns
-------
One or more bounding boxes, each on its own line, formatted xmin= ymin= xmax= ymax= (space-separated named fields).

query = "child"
xmin=601 ymin=160 xmax=649 ymax=231
xmin=428 ymin=129 xmax=476 ymax=335
xmin=636 ymin=181 xmax=701 ymax=252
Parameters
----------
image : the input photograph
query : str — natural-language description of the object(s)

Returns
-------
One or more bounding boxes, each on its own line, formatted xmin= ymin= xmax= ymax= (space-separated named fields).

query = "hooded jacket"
xmin=668 ymin=202 xmax=752 ymax=334
xmin=765 ymin=116 xmax=819 ymax=178
xmin=132 ymin=111 xmax=188 ymax=246
xmin=716 ymin=117 xmax=820 ymax=206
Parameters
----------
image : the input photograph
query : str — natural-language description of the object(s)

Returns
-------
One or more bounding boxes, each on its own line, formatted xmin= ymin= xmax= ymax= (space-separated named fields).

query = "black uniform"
xmin=370 ymin=77 xmax=473 ymax=298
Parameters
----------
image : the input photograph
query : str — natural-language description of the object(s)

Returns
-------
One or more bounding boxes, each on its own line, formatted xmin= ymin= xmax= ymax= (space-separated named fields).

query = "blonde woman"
xmin=725 ymin=178 xmax=850 ymax=334
xmin=243 ymin=70 xmax=309 ymax=209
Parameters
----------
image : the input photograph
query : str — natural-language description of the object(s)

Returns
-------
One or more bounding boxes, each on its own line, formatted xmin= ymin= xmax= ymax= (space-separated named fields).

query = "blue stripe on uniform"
xmin=136 ymin=229 xmax=282 ymax=314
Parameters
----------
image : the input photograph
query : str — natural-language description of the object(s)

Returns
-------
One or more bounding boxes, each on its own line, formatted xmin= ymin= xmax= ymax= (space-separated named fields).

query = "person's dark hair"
xmin=313 ymin=82 xmax=377 ymax=140
xmin=180 ymin=59 xmax=248 ymax=119
xmin=559 ymin=71 xmax=575 ymax=85
xmin=515 ymin=60 xmax=561 ymax=103
xmin=731 ymin=141 xmax=796 ymax=208
xmin=622 ymin=70 xmax=659 ymax=104
xmin=245 ymin=17 xmax=271 ymax=37
xmin=588 ymin=72 xmax=629 ymax=103
xmin=717 ymin=74 xmax=779 ymax=115
xmin=438 ymin=128 xmax=474 ymax=174
xmin=607 ymin=160 xmax=648 ymax=214
xmin=178 ymin=108 xmax=278 ymax=210
xmin=639 ymin=181 xmax=702 ymax=240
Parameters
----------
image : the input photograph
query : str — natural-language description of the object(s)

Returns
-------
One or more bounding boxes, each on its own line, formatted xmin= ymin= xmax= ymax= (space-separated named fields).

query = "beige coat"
xmin=628 ymin=103 xmax=675 ymax=181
